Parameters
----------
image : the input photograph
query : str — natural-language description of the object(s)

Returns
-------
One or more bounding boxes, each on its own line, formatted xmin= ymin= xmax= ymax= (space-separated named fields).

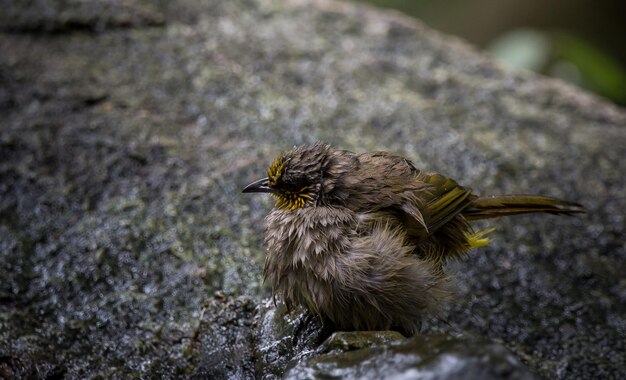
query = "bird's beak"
xmin=242 ymin=177 xmax=275 ymax=193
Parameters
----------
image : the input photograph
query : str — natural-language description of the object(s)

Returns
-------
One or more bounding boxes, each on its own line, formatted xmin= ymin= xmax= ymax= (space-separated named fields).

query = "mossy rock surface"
xmin=1 ymin=0 xmax=625 ymax=378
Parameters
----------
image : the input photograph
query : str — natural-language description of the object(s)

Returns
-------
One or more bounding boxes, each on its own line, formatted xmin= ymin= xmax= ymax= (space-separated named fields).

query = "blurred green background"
xmin=352 ymin=0 xmax=626 ymax=106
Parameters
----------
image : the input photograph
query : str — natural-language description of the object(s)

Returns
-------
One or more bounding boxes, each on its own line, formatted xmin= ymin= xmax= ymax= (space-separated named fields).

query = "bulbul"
xmin=243 ymin=143 xmax=584 ymax=336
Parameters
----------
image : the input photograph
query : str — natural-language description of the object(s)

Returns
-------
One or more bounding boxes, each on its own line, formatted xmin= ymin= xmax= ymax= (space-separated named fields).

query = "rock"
xmin=252 ymin=305 xmax=539 ymax=380
xmin=1 ymin=0 xmax=625 ymax=379
xmin=253 ymin=300 xmax=326 ymax=379
xmin=0 ymin=0 xmax=165 ymax=33
xmin=286 ymin=333 xmax=539 ymax=380
xmin=253 ymin=304 xmax=539 ymax=379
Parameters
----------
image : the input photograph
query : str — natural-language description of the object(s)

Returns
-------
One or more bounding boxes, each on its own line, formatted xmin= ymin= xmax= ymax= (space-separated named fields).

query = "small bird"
xmin=243 ymin=143 xmax=584 ymax=336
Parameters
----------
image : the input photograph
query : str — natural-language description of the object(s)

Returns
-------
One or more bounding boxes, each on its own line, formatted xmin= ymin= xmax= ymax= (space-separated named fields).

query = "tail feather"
xmin=463 ymin=195 xmax=585 ymax=221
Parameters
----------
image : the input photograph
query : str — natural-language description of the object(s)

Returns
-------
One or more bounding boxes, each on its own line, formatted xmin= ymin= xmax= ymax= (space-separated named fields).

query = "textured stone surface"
xmin=1 ymin=0 xmax=625 ymax=378
xmin=286 ymin=333 xmax=539 ymax=380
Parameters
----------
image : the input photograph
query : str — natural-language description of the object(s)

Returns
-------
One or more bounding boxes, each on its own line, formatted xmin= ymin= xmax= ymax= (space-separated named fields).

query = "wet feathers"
xmin=243 ymin=143 xmax=584 ymax=335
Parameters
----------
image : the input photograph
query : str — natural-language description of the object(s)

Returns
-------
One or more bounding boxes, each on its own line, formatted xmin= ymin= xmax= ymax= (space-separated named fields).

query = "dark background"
xmin=354 ymin=0 xmax=626 ymax=105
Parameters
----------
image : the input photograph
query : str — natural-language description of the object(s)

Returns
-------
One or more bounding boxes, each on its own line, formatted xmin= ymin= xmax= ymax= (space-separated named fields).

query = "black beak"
xmin=242 ymin=177 xmax=274 ymax=193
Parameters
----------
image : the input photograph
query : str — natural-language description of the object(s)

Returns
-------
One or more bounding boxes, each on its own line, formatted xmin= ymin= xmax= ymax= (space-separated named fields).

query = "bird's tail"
xmin=463 ymin=195 xmax=585 ymax=221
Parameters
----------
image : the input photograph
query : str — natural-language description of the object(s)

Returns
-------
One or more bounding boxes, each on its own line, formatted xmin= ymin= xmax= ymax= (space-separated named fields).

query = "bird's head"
xmin=242 ymin=143 xmax=348 ymax=210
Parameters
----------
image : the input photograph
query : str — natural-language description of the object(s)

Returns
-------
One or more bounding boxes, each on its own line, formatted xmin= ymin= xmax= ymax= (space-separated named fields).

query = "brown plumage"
xmin=243 ymin=143 xmax=584 ymax=336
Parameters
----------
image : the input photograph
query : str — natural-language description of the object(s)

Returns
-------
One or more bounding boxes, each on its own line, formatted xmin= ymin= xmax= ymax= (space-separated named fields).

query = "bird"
xmin=242 ymin=142 xmax=584 ymax=336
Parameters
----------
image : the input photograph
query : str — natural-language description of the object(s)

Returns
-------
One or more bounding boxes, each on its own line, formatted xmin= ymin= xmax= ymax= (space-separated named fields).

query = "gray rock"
xmin=0 ymin=0 xmax=624 ymax=379
xmin=286 ymin=333 xmax=538 ymax=380
xmin=253 ymin=304 xmax=539 ymax=379
xmin=0 ymin=0 xmax=165 ymax=33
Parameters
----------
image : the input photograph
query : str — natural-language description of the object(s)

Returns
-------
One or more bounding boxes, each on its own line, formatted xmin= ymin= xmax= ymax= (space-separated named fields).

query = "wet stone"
xmin=1 ymin=0 xmax=625 ymax=378
xmin=285 ymin=333 xmax=539 ymax=380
